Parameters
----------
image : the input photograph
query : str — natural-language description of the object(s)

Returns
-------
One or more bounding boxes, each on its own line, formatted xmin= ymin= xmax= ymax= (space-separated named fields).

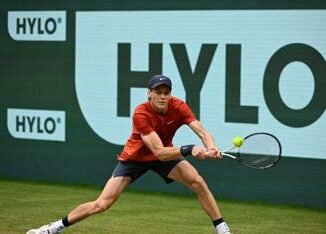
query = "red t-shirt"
xmin=118 ymin=97 xmax=196 ymax=162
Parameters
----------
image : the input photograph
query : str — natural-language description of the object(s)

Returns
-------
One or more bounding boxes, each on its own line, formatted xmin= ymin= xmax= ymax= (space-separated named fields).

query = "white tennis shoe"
xmin=26 ymin=223 xmax=61 ymax=234
xmin=216 ymin=221 xmax=232 ymax=234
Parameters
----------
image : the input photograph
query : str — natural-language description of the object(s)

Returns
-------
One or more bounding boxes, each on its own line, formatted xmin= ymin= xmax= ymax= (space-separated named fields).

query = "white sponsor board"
xmin=8 ymin=11 xmax=66 ymax=41
xmin=7 ymin=108 xmax=66 ymax=141
xmin=75 ymin=10 xmax=326 ymax=159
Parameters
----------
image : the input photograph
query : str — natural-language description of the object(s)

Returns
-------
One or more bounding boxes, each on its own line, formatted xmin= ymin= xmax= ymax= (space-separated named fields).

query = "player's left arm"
xmin=188 ymin=120 xmax=222 ymax=159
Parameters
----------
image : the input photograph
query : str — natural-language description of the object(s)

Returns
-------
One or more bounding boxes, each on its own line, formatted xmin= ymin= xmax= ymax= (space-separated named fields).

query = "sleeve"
xmin=133 ymin=112 xmax=154 ymax=135
xmin=179 ymin=102 xmax=196 ymax=125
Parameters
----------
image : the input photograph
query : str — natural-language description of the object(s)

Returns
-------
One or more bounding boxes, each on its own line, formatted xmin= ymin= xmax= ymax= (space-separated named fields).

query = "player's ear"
xmin=147 ymin=89 xmax=151 ymax=101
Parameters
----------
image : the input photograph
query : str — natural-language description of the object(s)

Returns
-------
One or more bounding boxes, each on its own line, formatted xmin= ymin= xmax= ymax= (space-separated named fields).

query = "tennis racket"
xmin=220 ymin=132 xmax=282 ymax=169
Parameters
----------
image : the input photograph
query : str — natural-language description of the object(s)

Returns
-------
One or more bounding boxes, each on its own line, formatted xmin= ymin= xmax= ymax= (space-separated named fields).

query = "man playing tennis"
xmin=26 ymin=75 xmax=232 ymax=234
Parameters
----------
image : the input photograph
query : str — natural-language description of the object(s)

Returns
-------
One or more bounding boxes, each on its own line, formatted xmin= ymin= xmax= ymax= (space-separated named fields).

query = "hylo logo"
xmin=8 ymin=11 xmax=66 ymax=41
xmin=7 ymin=108 xmax=66 ymax=142
xmin=75 ymin=11 xmax=326 ymax=160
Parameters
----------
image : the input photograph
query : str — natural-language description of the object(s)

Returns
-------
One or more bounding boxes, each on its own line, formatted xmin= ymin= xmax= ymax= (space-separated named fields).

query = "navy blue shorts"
xmin=112 ymin=158 xmax=184 ymax=184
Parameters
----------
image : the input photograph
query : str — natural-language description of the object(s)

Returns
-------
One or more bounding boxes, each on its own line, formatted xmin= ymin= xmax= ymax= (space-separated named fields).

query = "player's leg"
xmin=167 ymin=160 xmax=231 ymax=234
xmin=167 ymin=160 xmax=220 ymax=219
xmin=26 ymin=176 xmax=131 ymax=234
xmin=67 ymin=175 xmax=131 ymax=224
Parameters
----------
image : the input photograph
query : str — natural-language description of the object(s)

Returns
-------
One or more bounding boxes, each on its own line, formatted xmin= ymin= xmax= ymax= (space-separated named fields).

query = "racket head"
xmin=236 ymin=132 xmax=282 ymax=169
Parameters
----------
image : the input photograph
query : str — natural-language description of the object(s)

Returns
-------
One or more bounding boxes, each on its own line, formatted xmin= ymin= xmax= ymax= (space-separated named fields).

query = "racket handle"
xmin=204 ymin=151 xmax=220 ymax=158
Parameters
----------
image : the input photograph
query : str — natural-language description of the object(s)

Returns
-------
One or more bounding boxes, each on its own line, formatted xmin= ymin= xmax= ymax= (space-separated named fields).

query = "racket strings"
xmin=238 ymin=134 xmax=281 ymax=169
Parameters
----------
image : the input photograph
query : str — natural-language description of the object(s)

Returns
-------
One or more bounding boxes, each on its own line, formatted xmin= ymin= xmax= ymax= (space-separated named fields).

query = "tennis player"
xmin=26 ymin=75 xmax=232 ymax=234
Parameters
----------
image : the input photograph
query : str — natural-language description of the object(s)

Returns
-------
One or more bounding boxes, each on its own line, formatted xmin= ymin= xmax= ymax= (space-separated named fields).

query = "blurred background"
xmin=0 ymin=0 xmax=325 ymax=208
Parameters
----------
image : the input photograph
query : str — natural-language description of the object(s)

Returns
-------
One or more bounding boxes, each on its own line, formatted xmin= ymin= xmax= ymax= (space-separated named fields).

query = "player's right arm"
xmin=141 ymin=131 xmax=207 ymax=161
xmin=134 ymin=107 xmax=206 ymax=161
xmin=133 ymin=111 xmax=181 ymax=161
xmin=141 ymin=132 xmax=182 ymax=161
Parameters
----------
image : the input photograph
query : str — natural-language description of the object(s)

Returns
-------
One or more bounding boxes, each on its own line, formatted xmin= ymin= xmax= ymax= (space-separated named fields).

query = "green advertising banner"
xmin=1 ymin=0 xmax=326 ymax=208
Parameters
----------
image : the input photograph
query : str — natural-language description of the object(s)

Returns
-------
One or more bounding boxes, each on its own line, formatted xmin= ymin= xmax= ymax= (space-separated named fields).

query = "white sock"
xmin=50 ymin=219 xmax=65 ymax=233
xmin=216 ymin=221 xmax=230 ymax=234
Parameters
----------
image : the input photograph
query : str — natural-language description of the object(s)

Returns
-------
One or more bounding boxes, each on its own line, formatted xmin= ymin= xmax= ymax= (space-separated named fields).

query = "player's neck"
xmin=149 ymin=102 xmax=168 ymax=115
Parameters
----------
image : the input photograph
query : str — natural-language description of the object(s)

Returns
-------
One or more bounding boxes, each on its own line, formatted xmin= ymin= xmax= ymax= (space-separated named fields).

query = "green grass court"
xmin=0 ymin=178 xmax=325 ymax=234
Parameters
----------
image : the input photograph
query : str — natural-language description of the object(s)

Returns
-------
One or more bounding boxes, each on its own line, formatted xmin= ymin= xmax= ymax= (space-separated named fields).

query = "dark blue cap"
xmin=148 ymin=75 xmax=172 ymax=89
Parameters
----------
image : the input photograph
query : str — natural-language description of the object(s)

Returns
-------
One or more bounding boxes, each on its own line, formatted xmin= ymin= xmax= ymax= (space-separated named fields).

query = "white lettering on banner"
xmin=7 ymin=108 xmax=66 ymax=141
xmin=8 ymin=11 xmax=66 ymax=41
xmin=75 ymin=10 xmax=326 ymax=159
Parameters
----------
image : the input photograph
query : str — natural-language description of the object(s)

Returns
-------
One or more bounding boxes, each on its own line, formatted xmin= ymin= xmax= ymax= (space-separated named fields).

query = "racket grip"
xmin=204 ymin=151 xmax=222 ymax=158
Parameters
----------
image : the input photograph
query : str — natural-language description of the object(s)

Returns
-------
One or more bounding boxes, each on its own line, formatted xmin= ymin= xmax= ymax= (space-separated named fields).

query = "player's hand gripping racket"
xmin=220 ymin=132 xmax=282 ymax=169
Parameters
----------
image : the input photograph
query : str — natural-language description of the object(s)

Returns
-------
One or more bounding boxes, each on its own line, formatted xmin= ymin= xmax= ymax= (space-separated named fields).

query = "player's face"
xmin=148 ymin=85 xmax=171 ymax=114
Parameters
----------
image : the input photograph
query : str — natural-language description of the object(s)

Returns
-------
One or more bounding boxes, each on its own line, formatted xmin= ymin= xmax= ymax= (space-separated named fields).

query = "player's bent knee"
xmin=94 ymin=199 xmax=114 ymax=213
xmin=189 ymin=176 xmax=208 ymax=195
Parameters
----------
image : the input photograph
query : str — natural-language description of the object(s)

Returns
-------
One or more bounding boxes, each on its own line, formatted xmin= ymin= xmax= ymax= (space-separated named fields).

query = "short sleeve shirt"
xmin=118 ymin=97 xmax=196 ymax=162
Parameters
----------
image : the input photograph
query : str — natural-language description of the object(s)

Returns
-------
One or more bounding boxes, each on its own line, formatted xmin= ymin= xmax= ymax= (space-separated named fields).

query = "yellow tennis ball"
xmin=233 ymin=136 xmax=244 ymax=147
